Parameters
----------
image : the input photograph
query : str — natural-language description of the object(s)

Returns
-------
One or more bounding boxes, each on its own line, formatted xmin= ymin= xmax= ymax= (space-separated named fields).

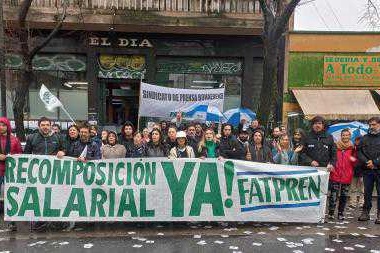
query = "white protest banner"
xmin=139 ymin=82 xmax=225 ymax=118
xmin=5 ymin=155 xmax=329 ymax=223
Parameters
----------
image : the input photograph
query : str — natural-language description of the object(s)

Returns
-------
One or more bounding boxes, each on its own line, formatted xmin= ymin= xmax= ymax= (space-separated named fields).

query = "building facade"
xmin=283 ymin=32 xmax=380 ymax=130
xmin=3 ymin=0 xmax=264 ymax=128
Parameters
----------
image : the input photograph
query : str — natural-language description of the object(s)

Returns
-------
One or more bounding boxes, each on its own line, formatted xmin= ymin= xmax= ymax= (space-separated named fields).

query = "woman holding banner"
xmin=169 ymin=131 xmax=195 ymax=159
xmin=146 ymin=129 xmax=167 ymax=157
xmin=197 ymin=128 xmax=222 ymax=159
xmin=65 ymin=125 xmax=80 ymax=157
xmin=101 ymin=131 xmax=127 ymax=159
xmin=273 ymin=134 xmax=302 ymax=165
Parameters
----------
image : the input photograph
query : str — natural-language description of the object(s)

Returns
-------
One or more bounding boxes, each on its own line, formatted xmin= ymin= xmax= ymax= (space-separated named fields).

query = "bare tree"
xmin=13 ymin=0 xmax=68 ymax=140
xmin=257 ymin=0 xmax=301 ymax=128
xmin=362 ymin=0 xmax=380 ymax=28
xmin=0 ymin=0 xmax=6 ymax=116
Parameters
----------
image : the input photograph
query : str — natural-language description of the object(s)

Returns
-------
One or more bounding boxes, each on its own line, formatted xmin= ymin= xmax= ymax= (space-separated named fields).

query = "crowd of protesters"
xmin=1 ymin=115 xmax=380 ymax=231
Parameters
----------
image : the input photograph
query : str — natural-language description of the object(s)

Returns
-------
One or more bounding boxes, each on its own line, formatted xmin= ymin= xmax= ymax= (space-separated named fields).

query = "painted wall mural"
xmin=157 ymin=58 xmax=243 ymax=75
xmin=98 ymin=55 xmax=146 ymax=79
xmin=5 ymin=54 xmax=86 ymax=72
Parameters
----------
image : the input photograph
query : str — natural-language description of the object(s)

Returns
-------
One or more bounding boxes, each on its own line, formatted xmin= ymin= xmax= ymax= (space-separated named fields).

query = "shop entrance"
xmin=101 ymin=80 xmax=140 ymax=127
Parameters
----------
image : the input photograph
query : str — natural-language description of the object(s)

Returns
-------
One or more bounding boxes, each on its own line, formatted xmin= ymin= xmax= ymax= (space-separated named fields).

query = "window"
xmin=4 ymin=54 xmax=88 ymax=126
xmin=156 ymin=57 xmax=243 ymax=111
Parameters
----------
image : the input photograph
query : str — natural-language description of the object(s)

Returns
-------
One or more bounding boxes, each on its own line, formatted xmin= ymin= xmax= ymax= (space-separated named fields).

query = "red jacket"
xmin=0 ymin=117 xmax=22 ymax=176
xmin=330 ymin=146 xmax=357 ymax=184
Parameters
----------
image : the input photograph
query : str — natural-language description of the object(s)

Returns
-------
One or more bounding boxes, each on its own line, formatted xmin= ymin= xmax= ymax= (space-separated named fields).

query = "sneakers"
xmin=358 ymin=210 xmax=370 ymax=221
xmin=338 ymin=213 xmax=344 ymax=221
xmin=327 ymin=211 xmax=335 ymax=220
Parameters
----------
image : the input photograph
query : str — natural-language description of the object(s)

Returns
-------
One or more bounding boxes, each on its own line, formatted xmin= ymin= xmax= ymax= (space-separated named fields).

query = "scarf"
xmin=336 ymin=140 xmax=353 ymax=150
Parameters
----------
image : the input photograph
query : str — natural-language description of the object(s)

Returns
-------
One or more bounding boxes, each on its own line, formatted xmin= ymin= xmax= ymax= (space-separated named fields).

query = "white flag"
xmin=39 ymin=84 xmax=62 ymax=112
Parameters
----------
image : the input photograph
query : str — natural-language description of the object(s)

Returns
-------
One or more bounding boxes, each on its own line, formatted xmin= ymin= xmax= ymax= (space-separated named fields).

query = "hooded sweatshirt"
xmin=0 ymin=117 xmax=22 ymax=176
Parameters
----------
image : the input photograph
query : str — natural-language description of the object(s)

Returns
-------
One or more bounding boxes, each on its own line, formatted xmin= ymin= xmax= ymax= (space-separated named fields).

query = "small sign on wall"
xmin=323 ymin=55 xmax=380 ymax=86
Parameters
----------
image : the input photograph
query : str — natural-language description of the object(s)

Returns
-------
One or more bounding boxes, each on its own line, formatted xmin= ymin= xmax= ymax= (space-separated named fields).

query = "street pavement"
xmin=0 ymin=205 xmax=379 ymax=252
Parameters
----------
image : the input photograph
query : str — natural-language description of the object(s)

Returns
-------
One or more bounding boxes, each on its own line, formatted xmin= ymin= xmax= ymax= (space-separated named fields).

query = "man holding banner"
xmin=23 ymin=116 xmax=65 ymax=231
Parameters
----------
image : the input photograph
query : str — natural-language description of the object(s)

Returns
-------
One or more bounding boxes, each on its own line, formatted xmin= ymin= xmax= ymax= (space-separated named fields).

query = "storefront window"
xmin=4 ymin=54 xmax=87 ymax=124
xmin=31 ymin=70 xmax=88 ymax=121
xmin=156 ymin=57 xmax=242 ymax=111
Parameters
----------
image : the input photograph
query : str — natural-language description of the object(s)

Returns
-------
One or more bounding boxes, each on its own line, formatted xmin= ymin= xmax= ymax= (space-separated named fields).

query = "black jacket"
xmin=236 ymin=138 xmax=249 ymax=160
xmin=131 ymin=144 xmax=148 ymax=158
xmin=146 ymin=143 xmax=167 ymax=157
xmin=247 ymin=144 xmax=273 ymax=163
xmin=219 ymin=135 xmax=244 ymax=159
xmin=69 ymin=139 xmax=101 ymax=160
xmin=24 ymin=132 xmax=64 ymax=155
xmin=119 ymin=136 xmax=134 ymax=158
xmin=164 ymin=138 xmax=177 ymax=151
xmin=64 ymin=137 xmax=81 ymax=157
xmin=299 ymin=130 xmax=337 ymax=167
xmin=358 ymin=131 xmax=380 ymax=170
xmin=186 ymin=136 xmax=199 ymax=153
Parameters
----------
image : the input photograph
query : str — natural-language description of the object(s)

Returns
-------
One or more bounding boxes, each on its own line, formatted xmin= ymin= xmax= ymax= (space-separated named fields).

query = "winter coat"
xmin=236 ymin=139 xmax=249 ymax=160
xmin=273 ymin=149 xmax=298 ymax=165
xmin=0 ymin=117 xmax=22 ymax=176
xmin=358 ymin=131 xmax=380 ymax=170
xmin=169 ymin=146 xmax=195 ymax=159
xmin=101 ymin=144 xmax=127 ymax=159
xmin=220 ymin=135 xmax=244 ymax=159
xmin=130 ymin=144 xmax=147 ymax=158
xmin=146 ymin=143 xmax=167 ymax=157
xmin=247 ymin=144 xmax=273 ymax=163
xmin=64 ymin=137 xmax=81 ymax=157
xmin=69 ymin=139 xmax=101 ymax=160
xmin=164 ymin=138 xmax=177 ymax=151
xmin=299 ymin=130 xmax=337 ymax=167
xmin=330 ymin=146 xmax=357 ymax=184
xmin=119 ymin=136 xmax=134 ymax=158
xmin=186 ymin=136 xmax=199 ymax=152
xmin=197 ymin=142 xmax=221 ymax=158
xmin=24 ymin=131 xmax=64 ymax=155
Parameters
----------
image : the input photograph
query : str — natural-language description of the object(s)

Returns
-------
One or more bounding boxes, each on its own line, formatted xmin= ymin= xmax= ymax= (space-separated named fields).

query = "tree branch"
xmin=274 ymin=0 xmax=301 ymax=38
xmin=29 ymin=2 xmax=68 ymax=58
xmin=258 ymin=0 xmax=271 ymax=22
xmin=18 ymin=0 xmax=33 ymax=28
xmin=369 ymin=0 xmax=380 ymax=18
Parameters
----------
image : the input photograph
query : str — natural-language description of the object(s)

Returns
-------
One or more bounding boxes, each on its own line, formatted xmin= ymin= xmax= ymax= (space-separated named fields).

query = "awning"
xmin=292 ymin=89 xmax=380 ymax=120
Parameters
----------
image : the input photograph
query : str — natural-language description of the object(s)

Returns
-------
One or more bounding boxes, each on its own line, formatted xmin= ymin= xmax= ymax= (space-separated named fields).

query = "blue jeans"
xmin=363 ymin=170 xmax=380 ymax=211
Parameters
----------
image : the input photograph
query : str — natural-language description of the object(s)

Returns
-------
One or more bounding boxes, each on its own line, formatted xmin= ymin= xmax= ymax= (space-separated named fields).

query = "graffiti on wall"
xmin=98 ymin=55 xmax=146 ymax=79
xmin=5 ymin=54 xmax=86 ymax=72
xmin=157 ymin=58 xmax=242 ymax=75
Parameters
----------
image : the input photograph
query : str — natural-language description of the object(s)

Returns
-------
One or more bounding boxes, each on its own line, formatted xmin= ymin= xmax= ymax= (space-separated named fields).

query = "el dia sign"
xmin=89 ymin=37 xmax=153 ymax=48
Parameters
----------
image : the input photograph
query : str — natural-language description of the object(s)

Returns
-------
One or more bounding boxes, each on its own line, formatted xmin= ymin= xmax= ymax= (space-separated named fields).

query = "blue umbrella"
xmin=223 ymin=107 xmax=256 ymax=126
xmin=327 ymin=121 xmax=368 ymax=142
xmin=182 ymin=104 xmax=226 ymax=123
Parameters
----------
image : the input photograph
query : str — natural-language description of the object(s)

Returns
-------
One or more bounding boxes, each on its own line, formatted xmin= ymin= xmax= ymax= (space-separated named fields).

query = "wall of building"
xmin=283 ymin=32 xmax=380 ymax=127
xmin=4 ymin=31 xmax=264 ymax=127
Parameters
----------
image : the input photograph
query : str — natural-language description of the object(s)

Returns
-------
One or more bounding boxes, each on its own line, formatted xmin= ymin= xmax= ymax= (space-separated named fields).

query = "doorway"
xmin=102 ymin=80 xmax=140 ymax=127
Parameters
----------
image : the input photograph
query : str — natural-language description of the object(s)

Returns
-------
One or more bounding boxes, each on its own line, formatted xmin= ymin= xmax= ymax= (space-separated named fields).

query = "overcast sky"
xmin=294 ymin=0 xmax=378 ymax=31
